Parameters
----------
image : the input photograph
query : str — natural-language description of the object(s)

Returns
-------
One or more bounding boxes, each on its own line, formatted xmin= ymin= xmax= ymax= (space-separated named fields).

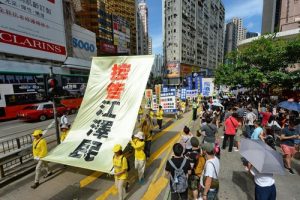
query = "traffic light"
xmin=48 ymin=77 xmax=57 ymax=96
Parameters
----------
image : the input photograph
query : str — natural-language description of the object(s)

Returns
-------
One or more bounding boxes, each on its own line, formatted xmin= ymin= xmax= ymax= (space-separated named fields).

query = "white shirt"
xmin=60 ymin=115 xmax=68 ymax=125
xmin=250 ymin=167 xmax=275 ymax=187
xmin=180 ymin=134 xmax=193 ymax=150
xmin=267 ymin=121 xmax=281 ymax=129
xmin=246 ymin=112 xmax=256 ymax=125
xmin=200 ymin=157 xmax=220 ymax=187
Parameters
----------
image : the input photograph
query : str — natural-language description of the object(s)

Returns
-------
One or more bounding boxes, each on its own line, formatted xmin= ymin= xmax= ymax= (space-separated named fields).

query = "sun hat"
xmin=113 ymin=144 xmax=122 ymax=153
xmin=134 ymin=131 xmax=145 ymax=140
xmin=61 ymin=124 xmax=69 ymax=129
xmin=32 ymin=129 xmax=43 ymax=137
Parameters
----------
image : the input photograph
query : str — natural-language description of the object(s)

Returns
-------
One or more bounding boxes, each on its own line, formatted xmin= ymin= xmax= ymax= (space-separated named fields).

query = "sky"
xmin=147 ymin=0 xmax=263 ymax=54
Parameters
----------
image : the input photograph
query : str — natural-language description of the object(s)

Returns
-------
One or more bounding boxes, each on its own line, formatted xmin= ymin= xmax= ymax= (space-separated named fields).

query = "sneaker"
xmin=234 ymin=148 xmax=239 ymax=152
xmin=44 ymin=171 xmax=53 ymax=178
xmin=31 ymin=182 xmax=39 ymax=189
xmin=288 ymin=168 xmax=295 ymax=175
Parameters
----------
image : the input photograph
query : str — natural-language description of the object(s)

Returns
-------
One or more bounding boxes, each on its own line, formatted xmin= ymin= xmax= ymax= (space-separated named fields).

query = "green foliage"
xmin=215 ymin=35 xmax=300 ymax=89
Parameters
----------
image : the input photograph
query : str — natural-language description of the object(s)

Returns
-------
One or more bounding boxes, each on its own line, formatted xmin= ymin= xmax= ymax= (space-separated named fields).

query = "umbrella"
xmin=278 ymin=101 xmax=300 ymax=112
xmin=212 ymin=102 xmax=224 ymax=108
xmin=240 ymin=138 xmax=285 ymax=175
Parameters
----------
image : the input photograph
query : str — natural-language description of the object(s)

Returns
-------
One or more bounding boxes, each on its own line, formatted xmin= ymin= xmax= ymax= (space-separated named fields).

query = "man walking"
xmin=156 ymin=105 xmax=164 ymax=130
xmin=31 ymin=130 xmax=52 ymax=189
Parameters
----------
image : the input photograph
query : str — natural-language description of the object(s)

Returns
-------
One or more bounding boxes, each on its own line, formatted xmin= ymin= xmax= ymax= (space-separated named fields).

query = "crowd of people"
xmin=29 ymin=94 xmax=299 ymax=200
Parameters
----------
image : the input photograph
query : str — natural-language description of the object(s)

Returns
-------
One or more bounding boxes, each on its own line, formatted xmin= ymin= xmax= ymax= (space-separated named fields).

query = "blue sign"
xmin=180 ymin=88 xmax=187 ymax=100
xmin=195 ymin=76 xmax=202 ymax=93
xmin=160 ymin=92 xmax=177 ymax=113
xmin=187 ymin=76 xmax=193 ymax=90
xmin=72 ymin=38 xmax=96 ymax=52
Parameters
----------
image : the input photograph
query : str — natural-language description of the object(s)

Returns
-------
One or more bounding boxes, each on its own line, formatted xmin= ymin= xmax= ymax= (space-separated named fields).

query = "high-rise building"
xmin=279 ymin=0 xmax=300 ymax=31
xmin=163 ymin=0 xmax=225 ymax=84
xmin=232 ymin=17 xmax=246 ymax=42
xmin=106 ymin=0 xmax=137 ymax=55
xmin=148 ymin=37 xmax=152 ymax=55
xmin=137 ymin=0 xmax=149 ymax=55
xmin=151 ymin=54 xmax=164 ymax=77
xmin=224 ymin=22 xmax=237 ymax=56
xmin=246 ymin=32 xmax=259 ymax=39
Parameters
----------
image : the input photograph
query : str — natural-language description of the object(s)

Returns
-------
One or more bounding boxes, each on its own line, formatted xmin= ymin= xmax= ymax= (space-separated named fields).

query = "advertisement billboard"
xmin=166 ymin=62 xmax=180 ymax=78
xmin=202 ymin=78 xmax=215 ymax=97
xmin=72 ymin=24 xmax=97 ymax=60
xmin=0 ymin=0 xmax=66 ymax=61
xmin=112 ymin=15 xmax=130 ymax=54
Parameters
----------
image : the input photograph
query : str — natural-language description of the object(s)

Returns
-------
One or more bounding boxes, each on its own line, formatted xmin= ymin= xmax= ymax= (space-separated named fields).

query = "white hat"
xmin=134 ymin=131 xmax=144 ymax=140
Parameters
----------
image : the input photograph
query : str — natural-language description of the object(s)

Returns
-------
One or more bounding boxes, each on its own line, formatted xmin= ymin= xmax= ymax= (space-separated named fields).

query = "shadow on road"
xmin=232 ymin=171 xmax=254 ymax=200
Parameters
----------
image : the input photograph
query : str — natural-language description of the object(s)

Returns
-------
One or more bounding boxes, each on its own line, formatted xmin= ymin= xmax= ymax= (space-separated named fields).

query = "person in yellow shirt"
xmin=131 ymin=132 xmax=146 ymax=183
xmin=60 ymin=125 xmax=70 ymax=142
xmin=112 ymin=144 xmax=128 ymax=200
xmin=149 ymin=108 xmax=155 ymax=125
xmin=138 ymin=106 xmax=143 ymax=123
xmin=140 ymin=114 xmax=153 ymax=159
xmin=31 ymin=129 xmax=52 ymax=189
xmin=156 ymin=105 xmax=164 ymax=130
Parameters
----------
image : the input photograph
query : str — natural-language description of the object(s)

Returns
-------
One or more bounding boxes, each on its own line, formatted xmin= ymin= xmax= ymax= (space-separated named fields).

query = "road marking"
xmin=79 ymin=118 xmax=175 ymax=188
xmin=95 ymin=133 xmax=181 ymax=200
xmin=141 ymin=137 xmax=175 ymax=200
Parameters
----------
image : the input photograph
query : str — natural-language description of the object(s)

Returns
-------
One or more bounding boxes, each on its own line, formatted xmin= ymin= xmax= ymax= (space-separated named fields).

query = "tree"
xmin=215 ymin=35 xmax=300 ymax=89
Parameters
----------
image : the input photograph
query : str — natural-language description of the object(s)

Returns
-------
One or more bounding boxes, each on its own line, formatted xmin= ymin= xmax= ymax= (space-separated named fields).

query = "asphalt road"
xmin=0 ymin=114 xmax=77 ymax=141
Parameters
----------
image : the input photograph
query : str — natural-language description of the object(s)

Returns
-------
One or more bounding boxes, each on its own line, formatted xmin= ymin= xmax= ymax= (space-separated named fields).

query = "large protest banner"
xmin=43 ymin=56 xmax=154 ymax=172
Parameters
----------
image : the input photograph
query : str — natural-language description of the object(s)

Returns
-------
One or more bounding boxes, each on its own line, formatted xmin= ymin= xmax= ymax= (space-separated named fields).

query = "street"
xmin=1 ymin=111 xmax=299 ymax=200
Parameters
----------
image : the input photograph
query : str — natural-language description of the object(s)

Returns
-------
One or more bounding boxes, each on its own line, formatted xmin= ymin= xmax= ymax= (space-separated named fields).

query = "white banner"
xmin=186 ymin=89 xmax=198 ymax=99
xmin=160 ymin=92 xmax=176 ymax=113
xmin=0 ymin=0 xmax=66 ymax=61
xmin=44 ymin=56 xmax=154 ymax=172
xmin=202 ymin=78 xmax=215 ymax=97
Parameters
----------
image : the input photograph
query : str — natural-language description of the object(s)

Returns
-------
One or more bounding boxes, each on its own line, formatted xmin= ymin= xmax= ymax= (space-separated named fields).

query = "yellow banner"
xmin=44 ymin=56 xmax=154 ymax=172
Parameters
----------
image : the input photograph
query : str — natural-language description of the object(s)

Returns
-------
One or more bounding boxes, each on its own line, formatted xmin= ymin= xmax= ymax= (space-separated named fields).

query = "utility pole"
xmin=49 ymin=66 xmax=61 ymax=144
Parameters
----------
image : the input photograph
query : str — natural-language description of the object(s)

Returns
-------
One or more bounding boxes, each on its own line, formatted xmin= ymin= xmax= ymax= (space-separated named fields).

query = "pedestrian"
xmin=212 ymin=107 xmax=221 ymax=128
xmin=280 ymin=120 xmax=298 ymax=174
xmin=192 ymin=99 xmax=198 ymax=121
xmin=60 ymin=111 xmax=69 ymax=127
xmin=31 ymin=130 xmax=53 ymax=189
xmin=156 ymin=105 xmax=164 ymax=130
xmin=149 ymin=108 xmax=155 ymax=125
xmin=245 ymin=105 xmax=257 ymax=138
xmin=140 ymin=115 xmax=153 ymax=159
xmin=60 ymin=124 xmax=70 ymax=142
xmin=200 ymin=143 xmax=220 ymax=200
xmin=130 ymin=132 xmax=146 ymax=183
xmin=258 ymin=103 xmax=272 ymax=127
xmin=248 ymin=163 xmax=276 ymax=200
xmin=185 ymin=137 xmax=201 ymax=200
xmin=222 ymin=113 xmax=239 ymax=152
xmin=112 ymin=144 xmax=128 ymax=200
xmin=180 ymin=126 xmax=193 ymax=155
xmin=165 ymin=143 xmax=191 ymax=200
xmin=251 ymin=121 xmax=265 ymax=141
xmin=138 ymin=106 xmax=143 ymax=123
xmin=199 ymin=117 xmax=218 ymax=144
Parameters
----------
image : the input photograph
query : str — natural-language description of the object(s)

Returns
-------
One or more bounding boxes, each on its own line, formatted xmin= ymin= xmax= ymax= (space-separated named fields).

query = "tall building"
xmin=137 ymin=0 xmax=149 ymax=55
xmin=148 ymin=37 xmax=152 ymax=55
xmin=151 ymin=54 xmax=164 ymax=77
xmin=163 ymin=0 xmax=225 ymax=84
xmin=279 ymin=0 xmax=300 ymax=31
xmin=106 ymin=0 xmax=137 ymax=55
xmin=224 ymin=22 xmax=237 ymax=56
xmin=246 ymin=32 xmax=259 ymax=39
xmin=232 ymin=17 xmax=246 ymax=42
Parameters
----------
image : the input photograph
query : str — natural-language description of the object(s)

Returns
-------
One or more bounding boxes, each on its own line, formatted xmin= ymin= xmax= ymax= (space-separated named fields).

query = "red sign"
xmin=100 ymin=42 xmax=116 ymax=54
xmin=0 ymin=30 xmax=66 ymax=55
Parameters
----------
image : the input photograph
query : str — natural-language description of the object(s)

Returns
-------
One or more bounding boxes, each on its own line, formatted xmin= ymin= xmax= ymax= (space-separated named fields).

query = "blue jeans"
xmin=207 ymin=189 xmax=218 ymax=200
xmin=255 ymin=184 xmax=276 ymax=200
xmin=245 ymin=125 xmax=255 ymax=138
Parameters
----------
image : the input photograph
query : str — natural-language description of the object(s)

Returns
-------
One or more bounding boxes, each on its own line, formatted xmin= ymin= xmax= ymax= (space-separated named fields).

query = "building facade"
xmin=224 ymin=22 xmax=237 ymax=57
xmin=232 ymin=17 xmax=246 ymax=42
xmin=163 ymin=0 xmax=225 ymax=84
xmin=148 ymin=37 xmax=153 ymax=54
xmin=151 ymin=54 xmax=164 ymax=77
xmin=279 ymin=0 xmax=300 ymax=31
xmin=137 ymin=0 xmax=149 ymax=55
xmin=105 ymin=0 xmax=137 ymax=55
xmin=246 ymin=32 xmax=259 ymax=39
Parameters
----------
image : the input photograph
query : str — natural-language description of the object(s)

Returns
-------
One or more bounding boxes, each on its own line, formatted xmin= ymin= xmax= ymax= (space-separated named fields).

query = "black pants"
xmin=145 ymin=140 xmax=151 ymax=158
xmin=157 ymin=119 xmax=163 ymax=129
xmin=192 ymin=108 xmax=197 ymax=121
xmin=222 ymin=134 xmax=234 ymax=152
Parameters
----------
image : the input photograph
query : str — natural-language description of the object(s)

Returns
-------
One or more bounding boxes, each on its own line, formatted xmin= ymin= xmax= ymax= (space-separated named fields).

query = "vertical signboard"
xmin=160 ymin=92 xmax=176 ymax=113
xmin=144 ymin=89 xmax=153 ymax=109
xmin=152 ymin=95 xmax=158 ymax=110
xmin=112 ymin=15 xmax=130 ymax=54
xmin=202 ymin=78 xmax=215 ymax=97
xmin=0 ymin=0 xmax=66 ymax=61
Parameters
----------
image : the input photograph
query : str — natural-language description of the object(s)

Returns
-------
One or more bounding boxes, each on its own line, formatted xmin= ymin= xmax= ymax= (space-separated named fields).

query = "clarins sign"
xmin=0 ymin=0 xmax=66 ymax=61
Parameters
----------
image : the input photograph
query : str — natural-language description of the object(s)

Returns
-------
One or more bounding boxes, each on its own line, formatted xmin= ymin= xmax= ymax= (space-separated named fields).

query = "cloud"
xmin=246 ymin=22 xmax=254 ymax=29
xmin=151 ymin=33 xmax=163 ymax=55
xmin=225 ymin=0 xmax=263 ymax=22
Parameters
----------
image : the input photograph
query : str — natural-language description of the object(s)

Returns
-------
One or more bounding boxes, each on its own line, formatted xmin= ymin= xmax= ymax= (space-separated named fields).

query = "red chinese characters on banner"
xmin=106 ymin=63 xmax=131 ymax=100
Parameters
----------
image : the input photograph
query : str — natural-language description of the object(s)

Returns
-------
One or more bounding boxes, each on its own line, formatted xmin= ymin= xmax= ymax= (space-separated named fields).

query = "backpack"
xmin=168 ymin=158 xmax=188 ymax=193
xmin=114 ymin=155 xmax=130 ymax=172
xmin=194 ymin=155 xmax=206 ymax=176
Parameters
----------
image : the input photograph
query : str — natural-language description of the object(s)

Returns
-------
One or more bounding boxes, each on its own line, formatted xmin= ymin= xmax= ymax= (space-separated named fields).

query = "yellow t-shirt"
xmin=32 ymin=138 xmax=48 ymax=158
xmin=149 ymin=111 xmax=154 ymax=119
xmin=60 ymin=130 xmax=69 ymax=142
xmin=156 ymin=110 xmax=164 ymax=120
xmin=113 ymin=155 xmax=128 ymax=180
xmin=138 ymin=107 xmax=143 ymax=115
xmin=131 ymin=139 xmax=146 ymax=161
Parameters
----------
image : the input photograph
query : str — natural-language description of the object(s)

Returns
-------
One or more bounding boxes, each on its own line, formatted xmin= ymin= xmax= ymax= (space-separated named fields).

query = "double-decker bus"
xmin=0 ymin=72 xmax=88 ymax=121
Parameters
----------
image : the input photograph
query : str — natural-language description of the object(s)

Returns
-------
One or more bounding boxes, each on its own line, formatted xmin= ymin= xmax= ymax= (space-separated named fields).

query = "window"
xmin=44 ymin=104 xmax=53 ymax=109
xmin=174 ymin=29 xmax=176 ymax=32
